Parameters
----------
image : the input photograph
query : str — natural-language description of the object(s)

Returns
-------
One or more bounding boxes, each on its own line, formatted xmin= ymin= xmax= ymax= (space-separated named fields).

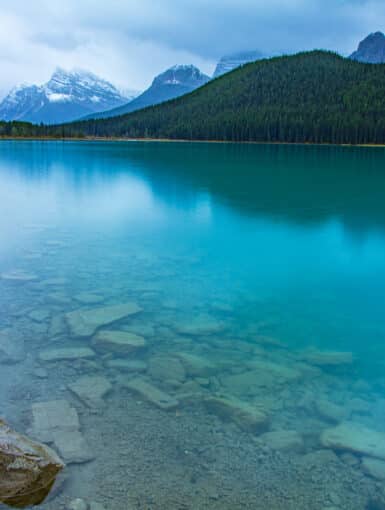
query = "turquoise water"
xmin=1 ymin=141 xmax=385 ymax=509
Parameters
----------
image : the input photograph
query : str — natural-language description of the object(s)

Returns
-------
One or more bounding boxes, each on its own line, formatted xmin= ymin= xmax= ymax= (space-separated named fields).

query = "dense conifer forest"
xmin=2 ymin=51 xmax=385 ymax=145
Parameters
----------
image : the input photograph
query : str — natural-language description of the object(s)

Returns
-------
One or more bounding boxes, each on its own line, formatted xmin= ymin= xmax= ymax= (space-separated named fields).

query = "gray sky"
xmin=0 ymin=0 xmax=384 ymax=98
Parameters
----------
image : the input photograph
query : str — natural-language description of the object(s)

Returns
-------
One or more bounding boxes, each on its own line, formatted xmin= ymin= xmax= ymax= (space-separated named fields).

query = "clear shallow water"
xmin=1 ymin=141 xmax=385 ymax=509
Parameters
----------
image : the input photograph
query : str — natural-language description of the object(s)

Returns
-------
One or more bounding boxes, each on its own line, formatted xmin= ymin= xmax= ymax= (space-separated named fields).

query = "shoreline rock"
xmin=0 ymin=419 xmax=64 ymax=508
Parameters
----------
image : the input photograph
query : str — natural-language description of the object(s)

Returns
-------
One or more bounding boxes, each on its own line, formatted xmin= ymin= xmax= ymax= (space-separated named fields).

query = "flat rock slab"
xmin=315 ymin=399 xmax=349 ymax=423
xmin=66 ymin=302 xmax=142 ymax=337
xmin=0 ymin=270 xmax=38 ymax=282
xmin=28 ymin=308 xmax=51 ymax=323
xmin=0 ymin=329 xmax=25 ymax=364
xmin=321 ymin=422 xmax=385 ymax=460
xmin=123 ymin=378 xmax=179 ymax=410
xmin=362 ymin=457 xmax=385 ymax=480
xmin=176 ymin=352 xmax=217 ymax=377
xmin=52 ymin=429 xmax=94 ymax=464
xmin=106 ymin=359 xmax=147 ymax=372
xmin=221 ymin=361 xmax=301 ymax=396
xmin=48 ymin=315 xmax=67 ymax=337
xmin=174 ymin=315 xmax=225 ymax=336
xmin=30 ymin=400 xmax=92 ymax=465
xmin=0 ymin=420 xmax=64 ymax=508
xmin=39 ymin=347 xmax=96 ymax=362
xmin=258 ymin=430 xmax=304 ymax=452
xmin=204 ymin=396 xmax=269 ymax=433
xmin=75 ymin=292 xmax=105 ymax=305
xmin=301 ymin=350 xmax=353 ymax=366
xmin=93 ymin=330 xmax=146 ymax=354
xmin=148 ymin=356 xmax=186 ymax=383
xmin=246 ymin=359 xmax=302 ymax=382
xmin=68 ymin=376 xmax=112 ymax=408
xmin=42 ymin=278 xmax=68 ymax=286
xmin=30 ymin=400 xmax=80 ymax=443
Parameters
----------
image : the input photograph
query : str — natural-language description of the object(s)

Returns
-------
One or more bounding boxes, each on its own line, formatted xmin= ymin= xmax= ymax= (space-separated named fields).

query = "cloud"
xmin=0 ymin=0 xmax=383 ymax=98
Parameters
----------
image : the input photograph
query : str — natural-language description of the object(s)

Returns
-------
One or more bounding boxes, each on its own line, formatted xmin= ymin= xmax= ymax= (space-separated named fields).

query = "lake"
xmin=1 ymin=140 xmax=385 ymax=509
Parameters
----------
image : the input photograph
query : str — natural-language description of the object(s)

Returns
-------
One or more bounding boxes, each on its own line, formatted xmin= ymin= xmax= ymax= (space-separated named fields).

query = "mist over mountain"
xmin=213 ymin=50 xmax=266 ymax=77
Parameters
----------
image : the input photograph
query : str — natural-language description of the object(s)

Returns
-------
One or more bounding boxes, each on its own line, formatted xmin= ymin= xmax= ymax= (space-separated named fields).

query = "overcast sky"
xmin=0 ymin=0 xmax=384 ymax=98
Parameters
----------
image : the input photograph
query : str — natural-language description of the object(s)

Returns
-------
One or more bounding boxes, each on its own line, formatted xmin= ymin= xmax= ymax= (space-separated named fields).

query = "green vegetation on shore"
xmin=2 ymin=51 xmax=385 ymax=145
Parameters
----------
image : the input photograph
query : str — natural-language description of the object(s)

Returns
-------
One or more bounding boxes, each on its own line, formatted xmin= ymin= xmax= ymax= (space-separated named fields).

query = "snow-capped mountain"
xmin=84 ymin=64 xmax=210 ymax=120
xmin=350 ymin=32 xmax=385 ymax=63
xmin=0 ymin=68 xmax=136 ymax=124
xmin=213 ymin=50 xmax=265 ymax=78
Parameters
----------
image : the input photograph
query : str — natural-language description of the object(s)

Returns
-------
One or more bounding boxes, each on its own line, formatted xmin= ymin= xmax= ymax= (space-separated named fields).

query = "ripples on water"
xmin=1 ymin=141 xmax=385 ymax=509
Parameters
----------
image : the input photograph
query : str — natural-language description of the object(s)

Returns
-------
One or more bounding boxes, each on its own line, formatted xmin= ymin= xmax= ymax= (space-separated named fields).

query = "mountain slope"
xmin=0 ymin=69 xmax=131 ymax=124
xmin=213 ymin=50 xmax=265 ymax=77
xmin=50 ymin=51 xmax=385 ymax=145
xmin=350 ymin=32 xmax=385 ymax=63
xmin=83 ymin=65 xmax=210 ymax=120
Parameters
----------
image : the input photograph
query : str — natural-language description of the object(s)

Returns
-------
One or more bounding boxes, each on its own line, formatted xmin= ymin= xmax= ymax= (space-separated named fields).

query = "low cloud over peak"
xmin=0 ymin=0 xmax=383 ymax=98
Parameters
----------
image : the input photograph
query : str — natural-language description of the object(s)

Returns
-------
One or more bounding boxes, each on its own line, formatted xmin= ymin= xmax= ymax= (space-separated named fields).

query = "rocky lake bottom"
xmin=1 ymin=141 xmax=385 ymax=510
xmin=1 ymin=229 xmax=385 ymax=510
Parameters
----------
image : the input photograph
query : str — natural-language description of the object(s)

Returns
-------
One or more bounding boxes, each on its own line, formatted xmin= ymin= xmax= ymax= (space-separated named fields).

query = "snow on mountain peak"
xmin=0 ymin=68 xmax=131 ymax=124
xmin=154 ymin=65 xmax=210 ymax=88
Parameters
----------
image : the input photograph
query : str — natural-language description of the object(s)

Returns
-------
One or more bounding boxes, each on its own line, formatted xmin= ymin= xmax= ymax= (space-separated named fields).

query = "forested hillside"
xmin=2 ymin=51 xmax=385 ymax=145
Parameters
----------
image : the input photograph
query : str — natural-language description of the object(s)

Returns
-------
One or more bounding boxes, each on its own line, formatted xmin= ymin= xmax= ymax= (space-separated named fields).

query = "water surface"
xmin=1 ymin=141 xmax=385 ymax=509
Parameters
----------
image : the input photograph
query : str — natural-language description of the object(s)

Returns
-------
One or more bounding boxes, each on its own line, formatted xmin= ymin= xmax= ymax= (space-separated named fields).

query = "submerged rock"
xmin=220 ymin=360 xmax=301 ymax=396
xmin=174 ymin=315 xmax=226 ymax=336
xmin=0 ymin=419 xmax=64 ymax=508
xmin=68 ymin=499 xmax=89 ymax=510
xmin=106 ymin=359 xmax=147 ymax=372
xmin=301 ymin=350 xmax=353 ymax=367
xmin=246 ymin=359 xmax=302 ymax=382
xmin=176 ymin=352 xmax=217 ymax=377
xmin=257 ymin=430 xmax=304 ymax=452
xmin=39 ymin=347 xmax=96 ymax=362
xmin=148 ymin=356 xmax=186 ymax=383
xmin=204 ymin=396 xmax=269 ymax=433
xmin=93 ymin=330 xmax=146 ymax=354
xmin=48 ymin=315 xmax=67 ymax=338
xmin=30 ymin=400 xmax=93 ymax=464
xmin=66 ymin=302 xmax=142 ymax=337
xmin=74 ymin=292 xmax=105 ymax=305
xmin=362 ymin=457 xmax=385 ymax=480
xmin=0 ymin=329 xmax=25 ymax=365
xmin=28 ymin=308 xmax=51 ymax=323
xmin=321 ymin=422 xmax=385 ymax=460
xmin=315 ymin=399 xmax=349 ymax=423
xmin=30 ymin=400 xmax=80 ymax=443
xmin=123 ymin=378 xmax=179 ymax=410
xmin=53 ymin=430 xmax=94 ymax=464
xmin=0 ymin=270 xmax=38 ymax=282
xmin=68 ymin=375 xmax=112 ymax=408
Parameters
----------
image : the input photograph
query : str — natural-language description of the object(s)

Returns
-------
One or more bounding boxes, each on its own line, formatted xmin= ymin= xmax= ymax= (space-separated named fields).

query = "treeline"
xmin=0 ymin=121 xmax=85 ymax=138
xmin=2 ymin=51 xmax=385 ymax=145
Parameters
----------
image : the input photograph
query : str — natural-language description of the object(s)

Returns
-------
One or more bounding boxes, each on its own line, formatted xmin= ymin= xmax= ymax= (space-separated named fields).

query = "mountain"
xmin=83 ymin=65 xmax=210 ymax=120
xmin=213 ymin=50 xmax=265 ymax=77
xmin=350 ymin=31 xmax=385 ymax=63
xmin=0 ymin=68 xmax=133 ymax=124
xmin=39 ymin=51 xmax=385 ymax=145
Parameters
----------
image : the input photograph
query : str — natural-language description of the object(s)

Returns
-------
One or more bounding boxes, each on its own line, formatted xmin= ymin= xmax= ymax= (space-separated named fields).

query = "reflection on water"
xmin=1 ymin=141 xmax=385 ymax=509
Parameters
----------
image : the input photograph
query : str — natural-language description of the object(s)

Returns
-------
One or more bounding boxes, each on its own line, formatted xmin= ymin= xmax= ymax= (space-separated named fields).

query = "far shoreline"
xmin=0 ymin=136 xmax=385 ymax=149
